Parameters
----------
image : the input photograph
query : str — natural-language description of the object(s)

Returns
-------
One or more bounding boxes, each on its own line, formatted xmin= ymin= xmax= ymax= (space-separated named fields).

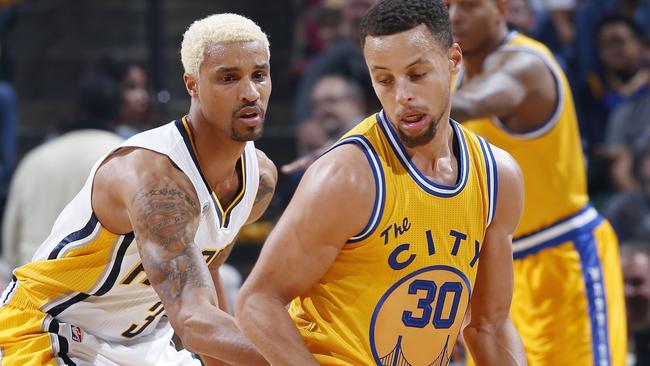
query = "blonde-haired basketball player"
xmin=237 ymin=0 xmax=526 ymax=365
xmin=0 ymin=13 xmax=275 ymax=366
xmin=448 ymin=0 xmax=626 ymax=365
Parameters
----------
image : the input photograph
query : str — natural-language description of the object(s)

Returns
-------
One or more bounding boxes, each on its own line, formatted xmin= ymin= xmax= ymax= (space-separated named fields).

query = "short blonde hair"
xmin=181 ymin=13 xmax=270 ymax=77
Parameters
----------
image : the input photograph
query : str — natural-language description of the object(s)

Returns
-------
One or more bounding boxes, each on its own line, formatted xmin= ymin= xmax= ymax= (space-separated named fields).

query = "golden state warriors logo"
xmin=370 ymin=265 xmax=471 ymax=366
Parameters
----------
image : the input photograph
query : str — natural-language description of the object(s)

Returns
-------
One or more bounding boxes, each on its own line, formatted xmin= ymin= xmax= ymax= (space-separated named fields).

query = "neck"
xmin=404 ymin=113 xmax=457 ymax=182
xmin=463 ymin=26 xmax=510 ymax=77
xmin=187 ymin=103 xmax=246 ymax=184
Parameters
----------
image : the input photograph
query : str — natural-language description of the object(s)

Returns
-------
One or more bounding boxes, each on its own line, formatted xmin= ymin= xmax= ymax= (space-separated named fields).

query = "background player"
xmin=236 ymin=1 xmax=526 ymax=365
xmin=448 ymin=0 xmax=627 ymax=365
xmin=0 ymin=13 xmax=274 ymax=366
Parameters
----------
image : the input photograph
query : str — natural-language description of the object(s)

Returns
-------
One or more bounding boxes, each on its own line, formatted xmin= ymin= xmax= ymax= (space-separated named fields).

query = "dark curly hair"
xmin=359 ymin=0 xmax=452 ymax=49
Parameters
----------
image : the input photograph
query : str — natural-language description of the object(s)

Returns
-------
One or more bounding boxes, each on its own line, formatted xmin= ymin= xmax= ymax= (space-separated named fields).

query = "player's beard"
xmin=231 ymin=122 xmax=264 ymax=141
xmin=397 ymin=118 xmax=438 ymax=148
xmin=230 ymin=109 xmax=265 ymax=142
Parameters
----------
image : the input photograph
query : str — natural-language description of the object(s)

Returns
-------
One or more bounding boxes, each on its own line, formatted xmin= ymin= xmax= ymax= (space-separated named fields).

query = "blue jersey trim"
xmin=175 ymin=118 xmax=248 ymax=229
xmin=175 ymin=118 xmax=224 ymax=227
xmin=322 ymin=135 xmax=386 ymax=243
xmin=512 ymin=205 xmax=602 ymax=260
xmin=376 ymin=110 xmax=469 ymax=198
xmin=46 ymin=233 xmax=135 ymax=317
xmin=48 ymin=318 xmax=77 ymax=366
xmin=477 ymin=136 xmax=498 ymax=226
xmin=574 ymin=232 xmax=612 ymax=365
xmin=369 ymin=265 xmax=472 ymax=365
xmin=48 ymin=214 xmax=100 ymax=260
xmin=1 ymin=275 xmax=17 ymax=304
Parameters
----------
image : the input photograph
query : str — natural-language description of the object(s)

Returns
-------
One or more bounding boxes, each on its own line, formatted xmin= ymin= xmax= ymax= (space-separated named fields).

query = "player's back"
xmin=289 ymin=111 xmax=498 ymax=366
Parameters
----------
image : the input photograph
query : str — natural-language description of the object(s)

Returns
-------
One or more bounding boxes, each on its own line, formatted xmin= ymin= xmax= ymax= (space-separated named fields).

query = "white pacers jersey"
xmin=4 ymin=117 xmax=259 ymax=365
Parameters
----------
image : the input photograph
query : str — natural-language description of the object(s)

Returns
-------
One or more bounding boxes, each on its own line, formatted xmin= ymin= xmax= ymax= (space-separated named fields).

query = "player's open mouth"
xmin=402 ymin=113 xmax=425 ymax=123
xmin=237 ymin=107 xmax=262 ymax=126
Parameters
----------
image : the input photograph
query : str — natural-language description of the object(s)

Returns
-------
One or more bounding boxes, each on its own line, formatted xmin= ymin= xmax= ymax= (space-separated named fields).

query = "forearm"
xmin=463 ymin=317 xmax=527 ymax=366
xmin=182 ymin=306 xmax=267 ymax=366
xmin=237 ymin=293 xmax=319 ymax=366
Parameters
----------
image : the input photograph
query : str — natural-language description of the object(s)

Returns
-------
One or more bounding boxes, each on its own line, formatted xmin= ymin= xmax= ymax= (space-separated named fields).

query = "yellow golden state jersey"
xmin=457 ymin=31 xmax=588 ymax=240
xmin=289 ymin=110 xmax=498 ymax=366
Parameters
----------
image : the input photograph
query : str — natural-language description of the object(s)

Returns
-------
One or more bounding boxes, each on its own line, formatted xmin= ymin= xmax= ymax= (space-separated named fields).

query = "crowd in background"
xmin=0 ymin=0 xmax=650 ymax=364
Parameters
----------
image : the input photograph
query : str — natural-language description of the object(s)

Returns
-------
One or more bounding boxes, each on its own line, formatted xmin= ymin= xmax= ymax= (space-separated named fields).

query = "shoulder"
xmin=96 ymin=147 xmax=197 ymax=205
xmin=491 ymin=145 xmax=523 ymax=190
xmin=300 ymin=143 xmax=375 ymax=207
xmin=487 ymin=47 xmax=550 ymax=82
xmin=254 ymin=148 xmax=277 ymax=185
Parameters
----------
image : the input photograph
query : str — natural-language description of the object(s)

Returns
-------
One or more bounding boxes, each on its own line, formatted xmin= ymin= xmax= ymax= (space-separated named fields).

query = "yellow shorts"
xmin=0 ymin=282 xmax=71 ymax=366
xmin=468 ymin=205 xmax=626 ymax=366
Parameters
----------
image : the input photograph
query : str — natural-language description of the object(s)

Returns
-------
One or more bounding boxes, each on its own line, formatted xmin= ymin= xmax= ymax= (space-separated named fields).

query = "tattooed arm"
xmin=92 ymin=148 xmax=267 ymax=365
xmin=246 ymin=149 xmax=277 ymax=225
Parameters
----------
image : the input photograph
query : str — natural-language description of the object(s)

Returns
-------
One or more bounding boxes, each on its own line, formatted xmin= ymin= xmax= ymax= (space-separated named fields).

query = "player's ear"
xmin=183 ymin=73 xmax=199 ymax=98
xmin=448 ymin=42 xmax=463 ymax=74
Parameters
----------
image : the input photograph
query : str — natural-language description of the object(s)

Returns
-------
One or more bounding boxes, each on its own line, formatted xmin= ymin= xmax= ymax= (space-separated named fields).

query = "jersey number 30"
xmin=402 ymin=280 xmax=462 ymax=329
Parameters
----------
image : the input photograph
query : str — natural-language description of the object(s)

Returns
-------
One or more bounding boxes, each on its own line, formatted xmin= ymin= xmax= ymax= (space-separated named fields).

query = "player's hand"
xmin=281 ymin=145 xmax=330 ymax=174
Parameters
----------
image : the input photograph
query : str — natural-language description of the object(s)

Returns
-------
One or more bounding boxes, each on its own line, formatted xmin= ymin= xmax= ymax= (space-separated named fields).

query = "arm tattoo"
xmin=132 ymin=179 xmax=215 ymax=302
xmin=133 ymin=185 xmax=197 ymax=248
xmin=254 ymin=172 xmax=275 ymax=206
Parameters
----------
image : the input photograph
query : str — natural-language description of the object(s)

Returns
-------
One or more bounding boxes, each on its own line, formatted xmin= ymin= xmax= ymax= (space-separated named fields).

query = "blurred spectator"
xmin=292 ymin=0 xmax=379 ymax=126
xmin=621 ymin=242 xmax=650 ymax=365
xmin=575 ymin=0 xmax=650 ymax=82
xmin=603 ymin=145 xmax=650 ymax=242
xmin=77 ymin=54 xmax=152 ymax=138
xmin=0 ymin=81 xmax=16 ymax=205
xmin=1 ymin=68 xmax=125 ymax=269
xmin=602 ymin=56 xmax=650 ymax=193
xmin=292 ymin=3 xmax=343 ymax=77
xmin=529 ymin=0 xmax=577 ymax=68
xmin=578 ymin=14 xmax=647 ymax=193
xmin=0 ymin=255 xmax=10 ymax=290
xmin=297 ymin=74 xmax=365 ymax=156
xmin=506 ymin=0 xmax=539 ymax=36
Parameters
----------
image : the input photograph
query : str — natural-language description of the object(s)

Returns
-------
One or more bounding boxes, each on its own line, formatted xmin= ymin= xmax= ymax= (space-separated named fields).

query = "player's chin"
xmin=232 ymin=124 xmax=264 ymax=142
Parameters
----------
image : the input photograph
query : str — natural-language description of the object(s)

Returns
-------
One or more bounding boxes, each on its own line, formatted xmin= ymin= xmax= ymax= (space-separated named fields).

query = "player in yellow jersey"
xmin=237 ymin=1 xmax=527 ymax=365
xmin=447 ymin=0 xmax=627 ymax=365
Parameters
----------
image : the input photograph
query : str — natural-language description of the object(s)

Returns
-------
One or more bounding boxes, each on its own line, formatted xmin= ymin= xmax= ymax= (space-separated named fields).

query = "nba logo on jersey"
xmin=71 ymin=325 xmax=83 ymax=343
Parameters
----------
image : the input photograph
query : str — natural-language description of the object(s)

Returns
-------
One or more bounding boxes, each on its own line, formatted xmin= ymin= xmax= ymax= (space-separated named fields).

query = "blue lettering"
xmin=426 ymin=230 xmax=436 ymax=255
xmin=380 ymin=226 xmax=391 ymax=245
xmin=402 ymin=280 xmax=437 ymax=328
xmin=433 ymin=282 xmax=462 ymax=329
xmin=388 ymin=243 xmax=416 ymax=270
xmin=449 ymin=230 xmax=467 ymax=256
xmin=470 ymin=240 xmax=480 ymax=267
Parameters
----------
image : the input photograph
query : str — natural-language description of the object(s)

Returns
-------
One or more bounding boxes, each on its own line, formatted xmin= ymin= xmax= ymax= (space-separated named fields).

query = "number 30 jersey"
xmin=2 ymin=117 xmax=259 ymax=344
xmin=289 ymin=110 xmax=497 ymax=366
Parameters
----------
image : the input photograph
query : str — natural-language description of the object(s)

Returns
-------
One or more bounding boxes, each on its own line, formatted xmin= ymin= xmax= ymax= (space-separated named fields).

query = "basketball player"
xmin=237 ymin=1 xmax=526 ymax=365
xmin=448 ymin=0 xmax=627 ymax=365
xmin=0 ymin=13 xmax=273 ymax=366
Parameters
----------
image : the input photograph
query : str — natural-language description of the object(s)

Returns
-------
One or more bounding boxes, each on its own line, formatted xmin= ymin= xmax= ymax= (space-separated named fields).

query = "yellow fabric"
xmin=0 ymin=227 xmax=119 ymax=363
xmin=460 ymin=33 xmax=588 ymax=238
xmin=465 ymin=221 xmax=626 ymax=366
xmin=0 ymin=288 xmax=59 ymax=366
xmin=511 ymin=221 xmax=625 ymax=366
xmin=14 ymin=227 xmax=118 ymax=309
xmin=289 ymin=113 xmax=493 ymax=365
